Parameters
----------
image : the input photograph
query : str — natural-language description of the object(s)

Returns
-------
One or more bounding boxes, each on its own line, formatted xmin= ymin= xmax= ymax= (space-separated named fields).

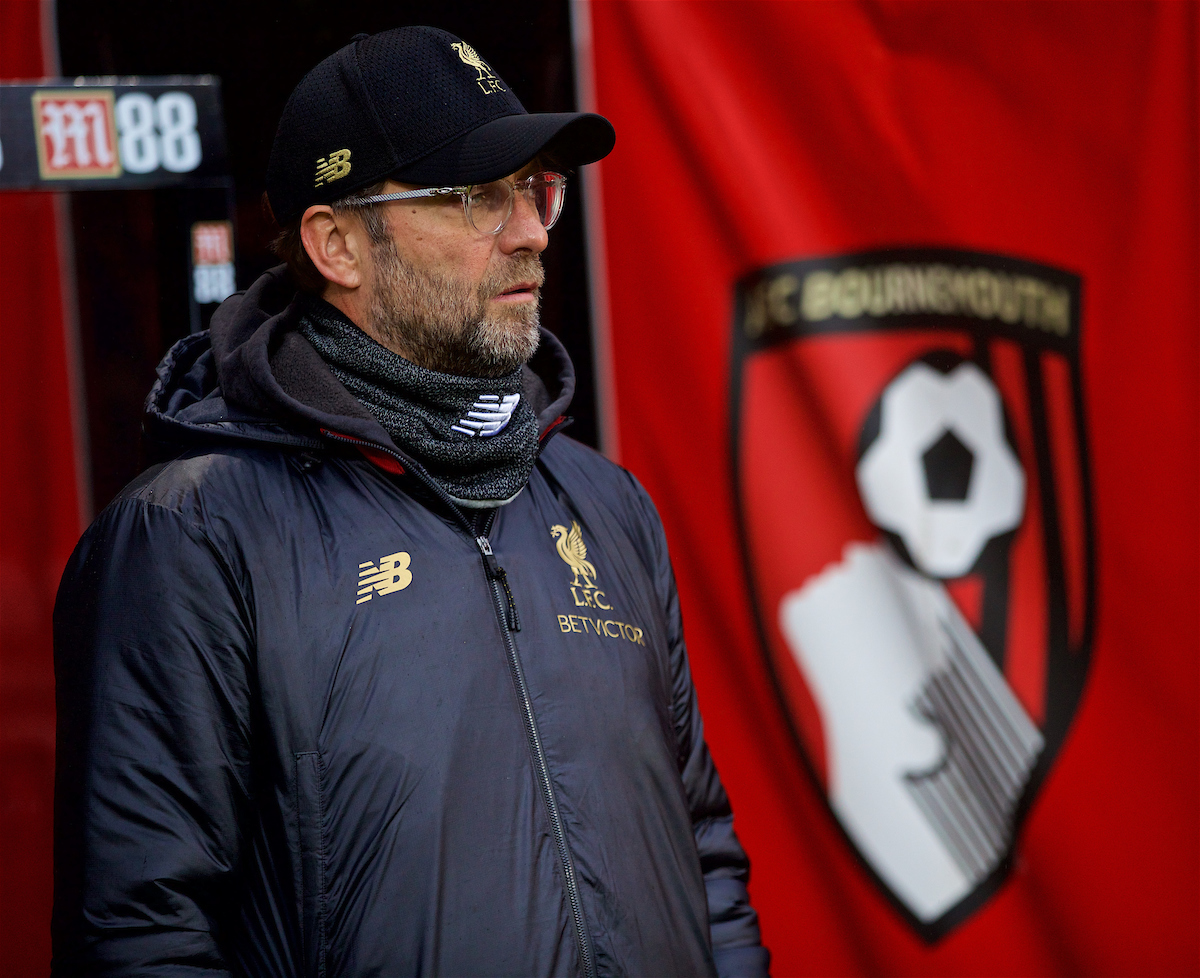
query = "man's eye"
xmin=470 ymin=184 xmax=507 ymax=207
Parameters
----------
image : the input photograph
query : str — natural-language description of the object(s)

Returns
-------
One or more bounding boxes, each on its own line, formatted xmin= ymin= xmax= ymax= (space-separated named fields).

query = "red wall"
xmin=0 ymin=3 xmax=88 ymax=973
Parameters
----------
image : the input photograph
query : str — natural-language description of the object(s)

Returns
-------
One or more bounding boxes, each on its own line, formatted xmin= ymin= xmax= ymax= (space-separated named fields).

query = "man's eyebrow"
xmin=524 ymin=154 xmax=559 ymax=176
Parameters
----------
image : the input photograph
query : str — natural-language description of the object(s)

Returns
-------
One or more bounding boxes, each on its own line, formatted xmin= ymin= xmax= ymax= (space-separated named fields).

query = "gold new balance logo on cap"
xmin=314 ymin=149 xmax=352 ymax=187
xmin=357 ymin=551 xmax=412 ymax=604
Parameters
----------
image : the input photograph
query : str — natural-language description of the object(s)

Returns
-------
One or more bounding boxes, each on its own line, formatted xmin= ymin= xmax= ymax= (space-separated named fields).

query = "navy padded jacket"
xmin=53 ymin=267 xmax=769 ymax=977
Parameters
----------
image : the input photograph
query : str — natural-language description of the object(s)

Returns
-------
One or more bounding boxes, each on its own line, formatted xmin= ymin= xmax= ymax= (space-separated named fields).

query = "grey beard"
xmin=367 ymin=236 xmax=543 ymax=378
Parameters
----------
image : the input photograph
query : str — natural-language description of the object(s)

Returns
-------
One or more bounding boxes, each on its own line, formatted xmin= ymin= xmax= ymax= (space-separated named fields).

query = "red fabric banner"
xmin=0 ymin=2 xmax=88 ymax=972
xmin=584 ymin=2 xmax=1198 ymax=974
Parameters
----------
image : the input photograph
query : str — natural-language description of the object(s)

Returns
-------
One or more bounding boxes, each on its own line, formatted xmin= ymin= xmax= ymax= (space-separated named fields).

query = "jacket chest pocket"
xmin=294 ymin=751 xmax=328 ymax=978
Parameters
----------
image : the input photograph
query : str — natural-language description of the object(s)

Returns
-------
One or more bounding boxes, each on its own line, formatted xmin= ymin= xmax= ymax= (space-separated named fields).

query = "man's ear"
xmin=299 ymin=204 xmax=366 ymax=290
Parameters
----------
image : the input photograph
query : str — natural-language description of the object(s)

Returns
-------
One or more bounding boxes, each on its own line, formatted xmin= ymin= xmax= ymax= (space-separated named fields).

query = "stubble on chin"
xmin=367 ymin=236 xmax=543 ymax=378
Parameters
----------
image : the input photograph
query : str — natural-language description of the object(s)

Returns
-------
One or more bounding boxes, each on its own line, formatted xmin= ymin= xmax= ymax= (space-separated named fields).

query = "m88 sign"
xmin=0 ymin=78 xmax=228 ymax=190
xmin=32 ymin=90 xmax=121 ymax=179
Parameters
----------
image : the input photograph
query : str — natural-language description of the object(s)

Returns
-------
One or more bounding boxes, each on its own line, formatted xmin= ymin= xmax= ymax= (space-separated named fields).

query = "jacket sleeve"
xmin=630 ymin=476 xmax=771 ymax=978
xmin=53 ymin=496 xmax=254 ymax=976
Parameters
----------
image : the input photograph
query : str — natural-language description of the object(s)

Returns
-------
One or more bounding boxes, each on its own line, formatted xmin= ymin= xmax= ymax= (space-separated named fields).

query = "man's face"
xmin=355 ymin=161 xmax=549 ymax=378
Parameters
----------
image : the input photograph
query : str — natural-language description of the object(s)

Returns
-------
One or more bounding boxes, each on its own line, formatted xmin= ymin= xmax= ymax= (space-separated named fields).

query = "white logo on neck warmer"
xmin=452 ymin=393 xmax=521 ymax=437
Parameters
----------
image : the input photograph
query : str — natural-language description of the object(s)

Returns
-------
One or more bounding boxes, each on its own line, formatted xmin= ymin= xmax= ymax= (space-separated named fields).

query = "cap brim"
xmin=395 ymin=111 xmax=615 ymax=186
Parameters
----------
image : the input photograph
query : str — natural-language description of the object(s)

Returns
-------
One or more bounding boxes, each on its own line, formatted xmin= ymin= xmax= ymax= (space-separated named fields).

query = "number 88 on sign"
xmin=33 ymin=88 xmax=202 ymax=179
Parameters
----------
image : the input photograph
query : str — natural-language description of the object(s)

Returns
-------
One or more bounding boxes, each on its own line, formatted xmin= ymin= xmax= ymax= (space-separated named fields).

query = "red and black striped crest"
xmin=730 ymin=247 xmax=1093 ymax=939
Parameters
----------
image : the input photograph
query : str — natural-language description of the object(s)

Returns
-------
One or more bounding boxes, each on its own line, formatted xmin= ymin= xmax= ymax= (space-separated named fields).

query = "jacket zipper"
xmin=475 ymin=523 xmax=595 ymax=978
xmin=476 ymin=534 xmax=521 ymax=631
xmin=321 ymin=430 xmax=596 ymax=978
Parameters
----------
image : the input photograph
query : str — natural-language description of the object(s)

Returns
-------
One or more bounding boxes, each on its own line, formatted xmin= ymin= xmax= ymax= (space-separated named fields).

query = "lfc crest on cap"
xmin=451 ymin=42 xmax=506 ymax=95
xmin=730 ymin=247 xmax=1094 ymax=940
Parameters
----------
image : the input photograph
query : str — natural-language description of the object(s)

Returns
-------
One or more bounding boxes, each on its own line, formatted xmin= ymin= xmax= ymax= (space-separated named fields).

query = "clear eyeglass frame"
xmin=346 ymin=170 xmax=568 ymax=235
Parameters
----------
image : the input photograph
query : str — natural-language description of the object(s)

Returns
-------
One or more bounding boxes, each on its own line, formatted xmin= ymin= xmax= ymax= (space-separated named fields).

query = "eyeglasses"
xmin=347 ymin=171 xmax=568 ymax=235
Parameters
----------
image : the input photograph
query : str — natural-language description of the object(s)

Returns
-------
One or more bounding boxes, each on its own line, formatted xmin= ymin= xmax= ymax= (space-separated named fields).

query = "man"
xmin=53 ymin=27 xmax=768 ymax=977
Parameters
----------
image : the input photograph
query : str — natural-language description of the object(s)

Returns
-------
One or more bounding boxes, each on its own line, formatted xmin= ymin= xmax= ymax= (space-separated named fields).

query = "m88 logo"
xmin=33 ymin=89 xmax=202 ymax=179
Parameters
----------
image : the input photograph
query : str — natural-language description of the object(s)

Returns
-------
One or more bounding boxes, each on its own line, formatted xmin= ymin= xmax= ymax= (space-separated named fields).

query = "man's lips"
xmin=492 ymin=281 xmax=539 ymax=302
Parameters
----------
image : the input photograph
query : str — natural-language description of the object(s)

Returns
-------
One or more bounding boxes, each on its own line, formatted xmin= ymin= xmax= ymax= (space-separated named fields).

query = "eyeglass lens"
xmin=466 ymin=172 xmax=566 ymax=234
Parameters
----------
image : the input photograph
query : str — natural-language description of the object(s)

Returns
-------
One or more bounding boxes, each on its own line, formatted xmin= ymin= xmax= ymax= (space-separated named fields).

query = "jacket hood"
xmin=145 ymin=265 xmax=576 ymax=460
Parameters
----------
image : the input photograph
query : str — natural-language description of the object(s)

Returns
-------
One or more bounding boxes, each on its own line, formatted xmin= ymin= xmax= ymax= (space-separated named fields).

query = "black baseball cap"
xmin=265 ymin=26 xmax=616 ymax=226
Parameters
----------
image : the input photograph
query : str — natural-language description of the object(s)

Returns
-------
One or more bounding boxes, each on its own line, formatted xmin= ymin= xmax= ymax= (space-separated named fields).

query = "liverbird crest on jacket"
xmin=551 ymin=521 xmax=597 ymax=589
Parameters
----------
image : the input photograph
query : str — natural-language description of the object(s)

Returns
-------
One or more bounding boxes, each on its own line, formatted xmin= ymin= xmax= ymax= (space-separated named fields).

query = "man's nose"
xmin=498 ymin=190 xmax=549 ymax=255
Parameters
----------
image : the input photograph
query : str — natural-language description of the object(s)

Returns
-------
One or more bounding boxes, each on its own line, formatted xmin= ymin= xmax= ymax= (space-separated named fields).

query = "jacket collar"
xmin=147 ymin=265 xmax=576 ymax=454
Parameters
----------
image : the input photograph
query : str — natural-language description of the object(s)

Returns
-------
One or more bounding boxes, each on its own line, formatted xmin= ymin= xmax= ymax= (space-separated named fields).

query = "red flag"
xmin=0 ymin=3 xmax=90 ymax=972
xmin=582 ymin=1 xmax=1197 ymax=973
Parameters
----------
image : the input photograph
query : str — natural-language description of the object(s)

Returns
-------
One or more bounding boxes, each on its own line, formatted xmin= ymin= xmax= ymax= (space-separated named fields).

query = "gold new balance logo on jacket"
xmin=357 ymin=552 xmax=412 ymax=604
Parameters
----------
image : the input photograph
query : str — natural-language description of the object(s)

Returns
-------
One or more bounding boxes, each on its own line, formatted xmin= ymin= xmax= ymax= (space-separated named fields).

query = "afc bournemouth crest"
xmin=730 ymin=248 xmax=1093 ymax=939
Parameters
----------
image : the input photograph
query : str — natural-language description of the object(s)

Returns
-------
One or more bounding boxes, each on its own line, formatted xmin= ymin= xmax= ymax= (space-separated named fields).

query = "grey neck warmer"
xmin=297 ymin=301 xmax=539 ymax=508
